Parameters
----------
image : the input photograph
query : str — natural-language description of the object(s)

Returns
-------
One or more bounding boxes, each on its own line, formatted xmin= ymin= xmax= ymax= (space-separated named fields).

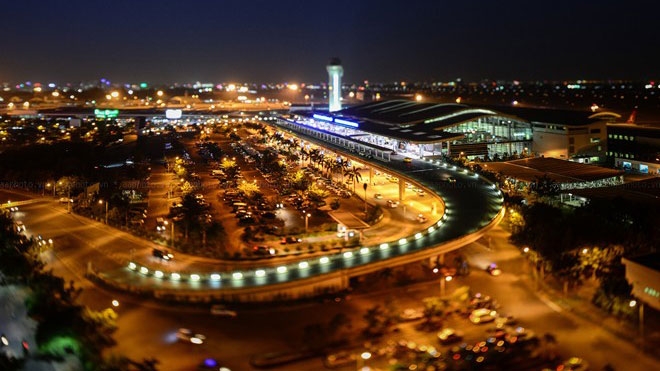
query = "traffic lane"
xmin=111 ymin=296 xmax=355 ymax=371
xmin=18 ymin=202 xmax=148 ymax=270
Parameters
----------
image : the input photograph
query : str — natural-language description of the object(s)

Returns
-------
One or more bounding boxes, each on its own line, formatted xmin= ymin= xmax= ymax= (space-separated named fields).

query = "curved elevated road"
xmin=7 ymin=123 xmax=503 ymax=300
xmin=104 ymin=124 xmax=503 ymax=297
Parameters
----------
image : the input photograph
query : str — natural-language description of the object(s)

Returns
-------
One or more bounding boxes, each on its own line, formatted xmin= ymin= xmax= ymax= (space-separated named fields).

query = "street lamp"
xmin=170 ymin=220 xmax=175 ymax=247
xmin=111 ymin=300 xmax=119 ymax=307
xmin=441 ymin=275 xmax=453 ymax=297
xmin=630 ymin=299 xmax=645 ymax=349
xmin=305 ymin=212 xmax=311 ymax=232
xmin=357 ymin=351 xmax=371 ymax=371
xmin=363 ymin=183 xmax=368 ymax=214
xmin=99 ymin=199 xmax=108 ymax=224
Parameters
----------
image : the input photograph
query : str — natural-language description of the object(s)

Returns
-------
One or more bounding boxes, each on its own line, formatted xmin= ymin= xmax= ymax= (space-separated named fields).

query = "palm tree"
xmin=331 ymin=160 xmax=343 ymax=183
xmin=308 ymin=148 xmax=321 ymax=170
xmin=300 ymin=148 xmax=310 ymax=166
xmin=339 ymin=160 xmax=350 ymax=183
xmin=323 ymin=158 xmax=335 ymax=178
xmin=345 ymin=166 xmax=363 ymax=194
xmin=290 ymin=138 xmax=300 ymax=153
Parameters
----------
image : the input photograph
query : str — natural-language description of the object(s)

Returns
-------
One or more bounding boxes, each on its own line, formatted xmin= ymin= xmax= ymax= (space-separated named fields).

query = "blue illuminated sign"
xmin=312 ymin=114 xmax=333 ymax=122
xmin=334 ymin=118 xmax=359 ymax=128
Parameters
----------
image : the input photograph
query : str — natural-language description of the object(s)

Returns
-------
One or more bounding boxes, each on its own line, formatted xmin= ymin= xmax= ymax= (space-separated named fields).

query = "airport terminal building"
xmin=282 ymin=99 xmax=619 ymax=162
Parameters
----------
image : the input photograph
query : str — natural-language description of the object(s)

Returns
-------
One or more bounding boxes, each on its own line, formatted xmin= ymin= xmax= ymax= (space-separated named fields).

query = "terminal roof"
xmin=626 ymin=253 xmax=660 ymax=272
xmin=483 ymin=157 xmax=623 ymax=184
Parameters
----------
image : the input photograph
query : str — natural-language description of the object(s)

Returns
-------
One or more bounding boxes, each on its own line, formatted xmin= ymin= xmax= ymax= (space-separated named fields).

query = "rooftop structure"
xmin=482 ymin=157 xmax=623 ymax=191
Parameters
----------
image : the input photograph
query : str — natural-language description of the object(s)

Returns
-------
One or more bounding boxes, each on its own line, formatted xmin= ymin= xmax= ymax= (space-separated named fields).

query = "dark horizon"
xmin=1 ymin=0 xmax=659 ymax=84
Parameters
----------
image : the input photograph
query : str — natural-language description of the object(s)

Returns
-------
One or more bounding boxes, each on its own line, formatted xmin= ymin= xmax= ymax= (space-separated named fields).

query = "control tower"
xmin=326 ymin=58 xmax=343 ymax=112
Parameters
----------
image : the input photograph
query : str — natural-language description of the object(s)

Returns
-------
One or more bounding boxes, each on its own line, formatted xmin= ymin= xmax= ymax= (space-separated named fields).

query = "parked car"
xmin=417 ymin=214 xmax=428 ymax=223
xmin=280 ymin=236 xmax=302 ymax=244
xmin=374 ymin=193 xmax=383 ymax=199
xmin=387 ymin=200 xmax=399 ymax=208
xmin=469 ymin=308 xmax=498 ymax=324
xmin=252 ymin=245 xmax=276 ymax=256
xmin=437 ymin=328 xmax=463 ymax=344
xmin=399 ymin=308 xmax=424 ymax=321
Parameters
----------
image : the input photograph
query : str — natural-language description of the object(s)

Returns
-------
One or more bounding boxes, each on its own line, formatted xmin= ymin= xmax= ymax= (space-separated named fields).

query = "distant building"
xmin=486 ymin=106 xmax=620 ymax=161
xmin=607 ymin=123 xmax=660 ymax=175
xmin=623 ymin=253 xmax=660 ymax=312
xmin=326 ymin=58 xmax=343 ymax=112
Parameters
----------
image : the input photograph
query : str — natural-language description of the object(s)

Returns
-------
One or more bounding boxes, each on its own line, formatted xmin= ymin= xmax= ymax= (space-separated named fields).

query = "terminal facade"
xmin=284 ymin=99 xmax=621 ymax=163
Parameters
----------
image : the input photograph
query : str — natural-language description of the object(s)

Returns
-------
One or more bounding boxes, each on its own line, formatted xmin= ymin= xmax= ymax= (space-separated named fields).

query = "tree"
xmin=323 ymin=158 xmax=334 ymax=178
xmin=344 ymin=166 xmax=363 ymax=194
xmin=238 ymin=181 xmax=260 ymax=198
xmin=327 ymin=313 xmax=352 ymax=345
xmin=306 ymin=183 xmax=329 ymax=203
xmin=419 ymin=296 xmax=447 ymax=331
xmin=300 ymin=148 xmax=310 ymax=166
xmin=0 ymin=212 xmax=42 ymax=279
xmin=170 ymin=194 xmax=208 ymax=241
xmin=362 ymin=305 xmax=389 ymax=336
xmin=309 ymin=148 xmax=321 ymax=169
xmin=289 ymin=170 xmax=310 ymax=191
xmin=530 ymin=174 xmax=560 ymax=198
xmin=180 ymin=180 xmax=195 ymax=196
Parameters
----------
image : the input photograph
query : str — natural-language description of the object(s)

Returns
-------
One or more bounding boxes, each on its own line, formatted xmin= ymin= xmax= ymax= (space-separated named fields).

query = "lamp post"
xmin=357 ymin=351 xmax=371 ymax=371
xmin=630 ymin=299 xmax=645 ymax=349
xmin=441 ymin=275 xmax=453 ymax=297
xmin=363 ymin=183 xmax=368 ymax=214
xmin=305 ymin=212 xmax=311 ymax=232
xmin=98 ymin=200 xmax=108 ymax=224
xmin=170 ymin=220 xmax=175 ymax=247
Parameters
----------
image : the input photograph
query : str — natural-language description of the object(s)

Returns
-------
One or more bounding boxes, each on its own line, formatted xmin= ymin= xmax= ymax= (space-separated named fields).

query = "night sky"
xmin=1 ymin=0 xmax=659 ymax=84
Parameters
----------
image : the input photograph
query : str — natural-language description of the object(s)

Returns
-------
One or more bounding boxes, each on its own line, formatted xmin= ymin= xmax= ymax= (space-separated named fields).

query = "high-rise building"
xmin=326 ymin=58 xmax=343 ymax=112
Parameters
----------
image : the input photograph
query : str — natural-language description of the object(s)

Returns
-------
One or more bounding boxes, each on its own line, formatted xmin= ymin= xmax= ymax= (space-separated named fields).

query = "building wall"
xmin=607 ymin=124 xmax=660 ymax=173
xmin=623 ymin=257 xmax=660 ymax=311
xmin=532 ymin=126 xmax=568 ymax=158
xmin=532 ymin=121 xmax=607 ymax=159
